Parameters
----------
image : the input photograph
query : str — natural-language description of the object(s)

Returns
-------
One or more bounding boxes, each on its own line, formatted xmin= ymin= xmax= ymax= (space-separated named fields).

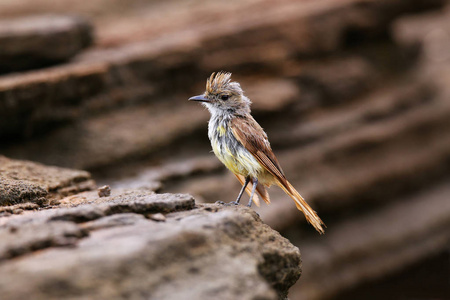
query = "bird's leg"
xmin=227 ymin=176 xmax=250 ymax=206
xmin=247 ymin=178 xmax=258 ymax=207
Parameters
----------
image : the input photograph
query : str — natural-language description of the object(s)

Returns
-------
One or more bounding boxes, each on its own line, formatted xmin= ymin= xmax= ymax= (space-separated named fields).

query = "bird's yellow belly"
xmin=211 ymin=138 xmax=262 ymax=178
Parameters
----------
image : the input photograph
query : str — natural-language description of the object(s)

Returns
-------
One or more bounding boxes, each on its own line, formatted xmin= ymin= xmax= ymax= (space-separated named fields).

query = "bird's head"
xmin=189 ymin=72 xmax=251 ymax=115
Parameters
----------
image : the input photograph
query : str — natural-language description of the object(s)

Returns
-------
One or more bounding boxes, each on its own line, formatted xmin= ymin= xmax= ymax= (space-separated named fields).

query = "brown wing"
xmin=230 ymin=115 xmax=288 ymax=188
xmin=232 ymin=115 xmax=325 ymax=233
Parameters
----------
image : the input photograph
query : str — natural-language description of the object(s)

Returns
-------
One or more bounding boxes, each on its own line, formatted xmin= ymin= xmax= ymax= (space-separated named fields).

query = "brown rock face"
xmin=0 ymin=189 xmax=301 ymax=300
xmin=0 ymin=15 xmax=92 ymax=73
xmin=0 ymin=156 xmax=95 ymax=206
xmin=1 ymin=0 xmax=450 ymax=299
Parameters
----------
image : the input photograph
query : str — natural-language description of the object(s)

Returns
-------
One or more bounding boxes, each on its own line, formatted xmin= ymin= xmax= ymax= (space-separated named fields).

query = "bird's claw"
xmin=215 ymin=201 xmax=225 ymax=205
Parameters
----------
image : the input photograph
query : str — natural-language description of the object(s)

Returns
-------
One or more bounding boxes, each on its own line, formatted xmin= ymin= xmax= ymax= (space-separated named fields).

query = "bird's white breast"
xmin=208 ymin=113 xmax=262 ymax=178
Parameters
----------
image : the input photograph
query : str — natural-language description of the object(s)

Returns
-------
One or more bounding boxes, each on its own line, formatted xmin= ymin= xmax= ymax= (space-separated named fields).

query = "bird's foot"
xmin=215 ymin=201 xmax=225 ymax=205
xmin=225 ymin=201 xmax=240 ymax=206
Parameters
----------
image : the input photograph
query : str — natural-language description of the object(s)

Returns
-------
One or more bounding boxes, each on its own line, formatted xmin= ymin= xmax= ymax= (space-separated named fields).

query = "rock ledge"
xmin=0 ymin=188 xmax=301 ymax=300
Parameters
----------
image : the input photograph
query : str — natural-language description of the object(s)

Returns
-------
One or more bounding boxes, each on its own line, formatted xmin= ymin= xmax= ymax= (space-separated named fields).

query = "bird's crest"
xmin=206 ymin=71 xmax=232 ymax=94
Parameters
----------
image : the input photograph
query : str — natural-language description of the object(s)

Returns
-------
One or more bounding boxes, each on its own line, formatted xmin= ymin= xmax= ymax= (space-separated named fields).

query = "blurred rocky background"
xmin=1 ymin=0 xmax=450 ymax=299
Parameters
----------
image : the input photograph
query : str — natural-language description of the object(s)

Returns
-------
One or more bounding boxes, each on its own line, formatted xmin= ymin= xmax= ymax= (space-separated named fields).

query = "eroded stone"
xmin=0 ymin=194 xmax=301 ymax=300
xmin=0 ymin=15 xmax=92 ymax=72
xmin=0 ymin=221 xmax=87 ymax=261
xmin=0 ymin=156 xmax=95 ymax=206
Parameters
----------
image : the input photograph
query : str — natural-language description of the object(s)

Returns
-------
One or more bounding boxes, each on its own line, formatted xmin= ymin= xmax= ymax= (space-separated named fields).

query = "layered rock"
xmin=0 ymin=156 xmax=95 ymax=207
xmin=0 ymin=0 xmax=442 ymax=143
xmin=0 ymin=181 xmax=301 ymax=300
xmin=1 ymin=0 xmax=450 ymax=299
xmin=0 ymin=15 xmax=92 ymax=73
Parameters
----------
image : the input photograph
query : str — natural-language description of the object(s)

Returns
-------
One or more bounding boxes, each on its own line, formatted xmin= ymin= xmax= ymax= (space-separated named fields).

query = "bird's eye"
xmin=221 ymin=94 xmax=229 ymax=101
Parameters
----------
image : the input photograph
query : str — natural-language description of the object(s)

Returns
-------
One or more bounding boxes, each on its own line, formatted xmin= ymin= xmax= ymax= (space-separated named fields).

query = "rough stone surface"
xmin=0 ymin=192 xmax=301 ymax=300
xmin=0 ymin=0 xmax=442 ymax=142
xmin=0 ymin=15 xmax=92 ymax=73
xmin=97 ymin=185 xmax=111 ymax=197
xmin=0 ymin=178 xmax=47 ymax=207
xmin=292 ymin=179 xmax=450 ymax=299
xmin=1 ymin=1 xmax=450 ymax=299
xmin=0 ymin=221 xmax=87 ymax=261
xmin=1 ymin=190 xmax=194 ymax=227
xmin=0 ymin=156 xmax=95 ymax=206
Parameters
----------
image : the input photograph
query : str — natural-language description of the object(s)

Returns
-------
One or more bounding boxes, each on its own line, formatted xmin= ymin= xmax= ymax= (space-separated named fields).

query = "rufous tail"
xmin=277 ymin=180 xmax=325 ymax=234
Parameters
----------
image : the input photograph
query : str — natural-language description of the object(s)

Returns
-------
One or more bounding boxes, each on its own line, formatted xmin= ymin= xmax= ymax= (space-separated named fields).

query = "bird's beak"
xmin=188 ymin=95 xmax=210 ymax=102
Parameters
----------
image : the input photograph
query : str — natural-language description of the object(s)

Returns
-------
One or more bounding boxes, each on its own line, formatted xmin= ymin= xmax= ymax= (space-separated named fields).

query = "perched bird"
xmin=189 ymin=72 xmax=325 ymax=234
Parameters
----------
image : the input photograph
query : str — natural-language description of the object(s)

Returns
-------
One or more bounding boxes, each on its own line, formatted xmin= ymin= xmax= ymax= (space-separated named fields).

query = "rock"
xmin=0 ymin=15 xmax=93 ymax=73
xmin=80 ymin=213 xmax=148 ymax=231
xmin=0 ymin=155 xmax=95 ymax=206
xmin=243 ymin=78 xmax=299 ymax=112
xmin=291 ymin=179 xmax=450 ymax=300
xmin=392 ymin=7 xmax=450 ymax=59
xmin=148 ymin=213 xmax=166 ymax=222
xmin=0 ymin=202 xmax=40 ymax=216
xmin=0 ymin=221 xmax=87 ymax=260
xmin=0 ymin=0 xmax=442 ymax=142
xmin=1 ymin=0 xmax=449 ymax=299
xmin=0 ymin=192 xmax=301 ymax=300
xmin=0 ymin=98 xmax=207 ymax=169
xmin=53 ymin=191 xmax=195 ymax=222
xmin=106 ymin=156 xmax=222 ymax=191
xmin=97 ymin=185 xmax=111 ymax=197
xmin=2 ymin=190 xmax=194 ymax=226
xmin=0 ymin=178 xmax=47 ymax=207
xmin=293 ymin=57 xmax=378 ymax=106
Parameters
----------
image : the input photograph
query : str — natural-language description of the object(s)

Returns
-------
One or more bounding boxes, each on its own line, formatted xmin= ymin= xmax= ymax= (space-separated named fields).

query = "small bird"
xmin=189 ymin=72 xmax=325 ymax=234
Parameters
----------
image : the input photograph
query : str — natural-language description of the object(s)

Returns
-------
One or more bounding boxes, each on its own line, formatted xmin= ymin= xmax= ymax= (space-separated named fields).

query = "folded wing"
xmin=231 ymin=115 xmax=325 ymax=234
